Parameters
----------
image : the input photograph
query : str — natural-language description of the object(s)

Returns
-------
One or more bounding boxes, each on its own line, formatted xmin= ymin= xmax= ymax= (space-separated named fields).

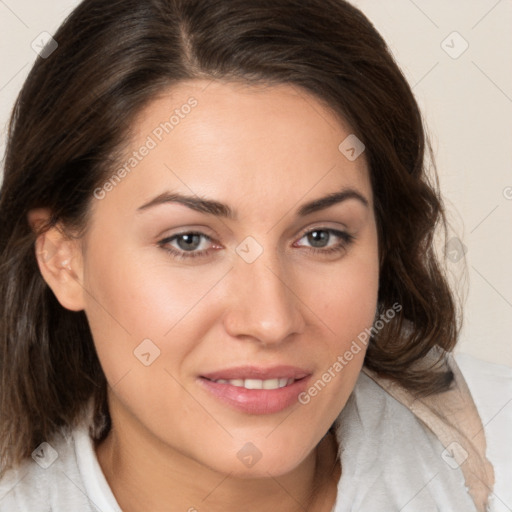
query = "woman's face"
xmin=78 ymin=79 xmax=379 ymax=477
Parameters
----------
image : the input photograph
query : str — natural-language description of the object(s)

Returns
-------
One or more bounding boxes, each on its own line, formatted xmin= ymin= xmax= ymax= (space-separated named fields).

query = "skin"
xmin=30 ymin=79 xmax=380 ymax=511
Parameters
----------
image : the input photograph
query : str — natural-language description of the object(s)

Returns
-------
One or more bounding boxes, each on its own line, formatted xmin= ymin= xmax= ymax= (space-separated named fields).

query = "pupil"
xmin=179 ymin=234 xmax=200 ymax=251
xmin=309 ymin=230 xmax=328 ymax=248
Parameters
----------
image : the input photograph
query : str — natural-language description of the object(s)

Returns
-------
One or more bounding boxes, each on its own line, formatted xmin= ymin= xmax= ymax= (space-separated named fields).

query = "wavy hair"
xmin=0 ymin=0 xmax=460 ymax=472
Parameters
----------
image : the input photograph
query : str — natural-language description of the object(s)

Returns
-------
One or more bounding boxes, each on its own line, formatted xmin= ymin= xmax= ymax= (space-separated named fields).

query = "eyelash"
xmin=158 ymin=228 xmax=355 ymax=261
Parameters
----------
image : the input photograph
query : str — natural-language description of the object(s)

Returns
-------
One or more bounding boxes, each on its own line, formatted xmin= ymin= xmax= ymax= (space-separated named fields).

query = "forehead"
xmin=95 ymin=79 xmax=372 ymax=220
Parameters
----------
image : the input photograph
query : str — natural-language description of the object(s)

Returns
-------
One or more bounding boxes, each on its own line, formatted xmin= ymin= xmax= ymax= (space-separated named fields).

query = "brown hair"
xmin=0 ymin=0 xmax=460 ymax=472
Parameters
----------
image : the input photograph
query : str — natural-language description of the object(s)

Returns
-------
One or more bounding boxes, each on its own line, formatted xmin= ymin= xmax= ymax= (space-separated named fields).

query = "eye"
xmin=158 ymin=227 xmax=355 ymax=261
xmin=294 ymin=228 xmax=355 ymax=256
xmin=158 ymin=232 xmax=215 ymax=261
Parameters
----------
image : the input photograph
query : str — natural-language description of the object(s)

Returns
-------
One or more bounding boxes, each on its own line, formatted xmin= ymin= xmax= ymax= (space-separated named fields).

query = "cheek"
xmin=81 ymin=238 xmax=227 ymax=386
xmin=308 ymin=249 xmax=379 ymax=345
xmin=296 ymin=277 xmax=378 ymax=432
xmin=298 ymin=243 xmax=379 ymax=407
xmin=83 ymin=241 xmax=212 ymax=335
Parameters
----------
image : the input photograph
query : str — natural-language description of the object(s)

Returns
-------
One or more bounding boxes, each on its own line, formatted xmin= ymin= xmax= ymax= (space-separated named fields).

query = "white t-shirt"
xmin=0 ymin=352 xmax=510 ymax=512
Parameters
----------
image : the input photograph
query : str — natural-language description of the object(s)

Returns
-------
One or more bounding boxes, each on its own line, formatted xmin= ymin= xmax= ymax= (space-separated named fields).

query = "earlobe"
xmin=28 ymin=208 xmax=85 ymax=312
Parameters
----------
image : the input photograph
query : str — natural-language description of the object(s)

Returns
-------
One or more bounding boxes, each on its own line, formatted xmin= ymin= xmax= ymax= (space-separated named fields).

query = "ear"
xmin=27 ymin=208 xmax=85 ymax=312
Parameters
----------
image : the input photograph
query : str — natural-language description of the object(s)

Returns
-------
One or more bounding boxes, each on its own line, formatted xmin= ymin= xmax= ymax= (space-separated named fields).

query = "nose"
xmin=222 ymin=252 xmax=306 ymax=346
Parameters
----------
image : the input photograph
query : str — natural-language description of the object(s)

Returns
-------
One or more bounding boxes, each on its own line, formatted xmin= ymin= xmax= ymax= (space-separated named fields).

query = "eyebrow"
xmin=136 ymin=187 xmax=369 ymax=219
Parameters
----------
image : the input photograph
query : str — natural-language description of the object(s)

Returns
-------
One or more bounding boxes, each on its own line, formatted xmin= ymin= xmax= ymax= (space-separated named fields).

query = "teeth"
xmin=263 ymin=378 xmax=280 ymax=389
xmin=213 ymin=377 xmax=295 ymax=389
xmin=244 ymin=379 xmax=263 ymax=389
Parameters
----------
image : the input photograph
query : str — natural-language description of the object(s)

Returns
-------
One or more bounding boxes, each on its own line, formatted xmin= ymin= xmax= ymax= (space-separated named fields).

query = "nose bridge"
xmin=223 ymin=243 xmax=305 ymax=344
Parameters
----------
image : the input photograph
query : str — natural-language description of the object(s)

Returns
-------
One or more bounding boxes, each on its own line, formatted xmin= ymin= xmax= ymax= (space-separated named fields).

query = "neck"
xmin=95 ymin=405 xmax=340 ymax=512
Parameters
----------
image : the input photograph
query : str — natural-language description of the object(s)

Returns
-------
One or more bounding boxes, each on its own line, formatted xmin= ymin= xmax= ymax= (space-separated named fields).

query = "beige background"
xmin=1 ymin=0 xmax=511 ymax=367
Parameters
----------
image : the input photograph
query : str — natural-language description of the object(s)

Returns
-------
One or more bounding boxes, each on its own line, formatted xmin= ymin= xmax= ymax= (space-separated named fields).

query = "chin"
xmin=226 ymin=456 xmax=307 ymax=480
xmin=197 ymin=437 xmax=314 ymax=480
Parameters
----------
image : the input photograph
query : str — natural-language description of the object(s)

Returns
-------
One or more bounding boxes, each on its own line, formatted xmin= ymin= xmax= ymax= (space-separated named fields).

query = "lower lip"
xmin=198 ymin=376 xmax=311 ymax=415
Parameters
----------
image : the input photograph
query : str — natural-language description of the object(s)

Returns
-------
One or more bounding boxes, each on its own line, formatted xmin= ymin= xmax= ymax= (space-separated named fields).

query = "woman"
xmin=0 ymin=0 xmax=503 ymax=510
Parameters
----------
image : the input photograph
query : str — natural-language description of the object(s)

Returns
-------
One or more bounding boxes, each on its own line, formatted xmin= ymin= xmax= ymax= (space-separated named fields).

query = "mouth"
xmin=203 ymin=377 xmax=298 ymax=390
xmin=198 ymin=365 xmax=312 ymax=415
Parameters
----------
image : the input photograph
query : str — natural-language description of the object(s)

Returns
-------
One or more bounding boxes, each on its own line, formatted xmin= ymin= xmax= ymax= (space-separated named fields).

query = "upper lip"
xmin=201 ymin=365 xmax=311 ymax=381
